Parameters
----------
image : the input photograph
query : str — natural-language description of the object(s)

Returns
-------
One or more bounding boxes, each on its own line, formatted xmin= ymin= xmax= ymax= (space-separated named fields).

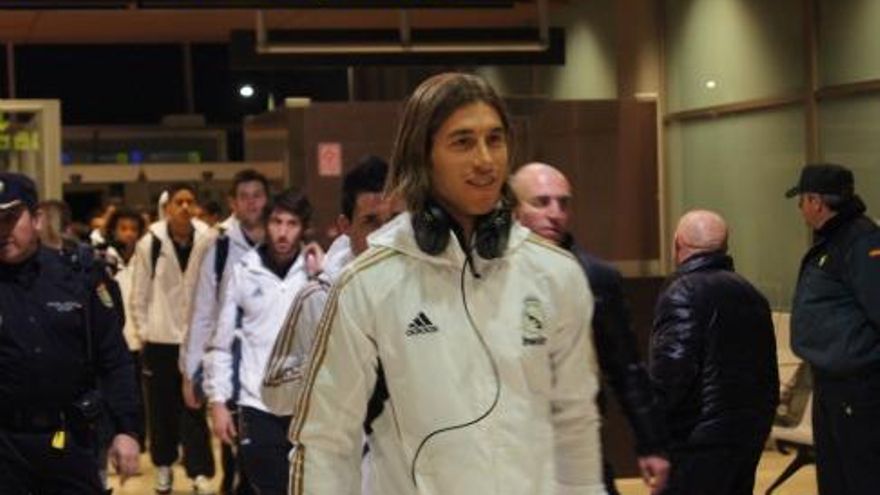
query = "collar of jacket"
xmin=241 ymin=245 xmax=306 ymax=281
xmin=367 ymin=211 xmax=531 ymax=269
xmin=560 ymin=232 xmax=577 ymax=252
xmin=219 ymin=215 xmax=258 ymax=250
xmin=559 ymin=232 xmax=593 ymax=267
xmin=676 ymin=250 xmax=734 ymax=275
xmin=0 ymin=245 xmax=43 ymax=284
xmin=814 ymin=195 xmax=867 ymax=241
xmin=320 ymin=234 xmax=354 ymax=284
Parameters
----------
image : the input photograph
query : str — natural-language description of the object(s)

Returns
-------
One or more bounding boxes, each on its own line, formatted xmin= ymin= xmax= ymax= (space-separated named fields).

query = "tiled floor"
xmin=617 ymin=449 xmax=816 ymax=495
xmin=109 ymin=446 xmax=817 ymax=494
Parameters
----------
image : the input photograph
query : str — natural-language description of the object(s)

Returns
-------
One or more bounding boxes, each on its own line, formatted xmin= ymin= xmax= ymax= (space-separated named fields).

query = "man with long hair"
xmin=289 ymin=73 xmax=605 ymax=495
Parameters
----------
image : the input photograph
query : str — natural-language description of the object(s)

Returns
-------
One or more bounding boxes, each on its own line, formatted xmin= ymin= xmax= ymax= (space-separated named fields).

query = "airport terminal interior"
xmin=2 ymin=0 xmax=880 ymax=494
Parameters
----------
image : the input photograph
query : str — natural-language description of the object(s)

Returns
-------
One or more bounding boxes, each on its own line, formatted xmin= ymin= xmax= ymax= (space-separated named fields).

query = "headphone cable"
xmin=408 ymin=258 xmax=501 ymax=486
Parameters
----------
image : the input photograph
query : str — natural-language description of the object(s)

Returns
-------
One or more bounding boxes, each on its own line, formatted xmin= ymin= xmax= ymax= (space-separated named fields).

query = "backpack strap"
xmin=214 ymin=227 xmax=230 ymax=299
xmin=150 ymin=233 xmax=162 ymax=280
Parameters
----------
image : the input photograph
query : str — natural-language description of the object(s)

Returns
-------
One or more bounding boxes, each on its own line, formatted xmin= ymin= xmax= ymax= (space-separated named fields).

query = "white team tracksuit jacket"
xmin=289 ymin=212 xmax=606 ymax=495
xmin=130 ymin=220 xmax=211 ymax=346
xmin=204 ymin=246 xmax=309 ymax=411
xmin=183 ymin=216 xmax=254 ymax=379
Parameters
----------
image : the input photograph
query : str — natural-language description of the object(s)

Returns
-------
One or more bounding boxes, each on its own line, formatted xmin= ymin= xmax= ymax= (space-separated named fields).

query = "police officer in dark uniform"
xmin=0 ymin=172 xmax=141 ymax=493
xmin=787 ymin=163 xmax=880 ymax=495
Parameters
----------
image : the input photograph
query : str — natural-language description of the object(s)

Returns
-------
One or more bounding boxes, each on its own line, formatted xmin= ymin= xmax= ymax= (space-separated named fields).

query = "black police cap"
xmin=785 ymin=163 xmax=855 ymax=199
xmin=0 ymin=172 xmax=38 ymax=211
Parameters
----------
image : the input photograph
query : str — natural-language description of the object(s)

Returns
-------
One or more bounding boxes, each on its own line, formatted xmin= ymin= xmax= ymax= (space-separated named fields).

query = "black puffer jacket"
xmin=650 ymin=251 xmax=779 ymax=447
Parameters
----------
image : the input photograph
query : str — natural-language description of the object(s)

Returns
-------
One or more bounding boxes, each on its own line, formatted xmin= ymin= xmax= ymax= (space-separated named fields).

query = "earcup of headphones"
xmin=412 ymin=202 xmax=451 ymax=256
xmin=474 ymin=206 xmax=511 ymax=260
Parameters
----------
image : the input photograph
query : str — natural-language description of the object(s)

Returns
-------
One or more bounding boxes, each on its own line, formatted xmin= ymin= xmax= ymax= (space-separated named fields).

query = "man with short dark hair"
xmin=786 ymin=163 xmax=880 ymax=494
xmin=0 ymin=172 xmax=141 ymax=493
xmin=98 ymin=206 xmax=149 ymax=483
xmin=650 ymin=210 xmax=778 ymax=495
xmin=206 ymin=189 xmax=313 ymax=495
xmin=199 ymin=200 xmax=224 ymax=227
xmin=130 ymin=183 xmax=215 ymax=493
xmin=184 ymin=169 xmax=270 ymax=494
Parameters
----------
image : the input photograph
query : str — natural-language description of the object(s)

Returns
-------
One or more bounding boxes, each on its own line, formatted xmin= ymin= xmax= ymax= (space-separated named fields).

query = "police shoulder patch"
xmin=96 ymin=282 xmax=114 ymax=308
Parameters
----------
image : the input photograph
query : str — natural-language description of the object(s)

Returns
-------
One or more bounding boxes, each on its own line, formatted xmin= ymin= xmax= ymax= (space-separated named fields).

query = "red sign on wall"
xmin=317 ymin=142 xmax=342 ymax=177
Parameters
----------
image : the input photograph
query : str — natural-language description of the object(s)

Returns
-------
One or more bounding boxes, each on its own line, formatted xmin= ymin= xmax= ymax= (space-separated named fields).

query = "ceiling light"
xmin=239 ymin=84 xmax=255 ymax=98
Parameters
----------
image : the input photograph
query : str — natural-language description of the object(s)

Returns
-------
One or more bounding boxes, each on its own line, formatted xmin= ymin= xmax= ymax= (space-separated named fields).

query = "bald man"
xmin=650 ymin=210 xmax=778 ymax=495
xmin=512 ymin=162 xmax=669 ymax=495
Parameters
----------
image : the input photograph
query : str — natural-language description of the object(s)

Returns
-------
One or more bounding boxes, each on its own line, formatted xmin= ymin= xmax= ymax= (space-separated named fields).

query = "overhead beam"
xmin=254 ymin=0 xmax=548 ymax=55
xmin=231 ymin=28 xmax=565 ymax=68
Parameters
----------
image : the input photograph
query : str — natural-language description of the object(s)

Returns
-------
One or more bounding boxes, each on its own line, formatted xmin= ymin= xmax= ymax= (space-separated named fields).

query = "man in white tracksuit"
xmin=289 ymin=73 xmax=605 ymax=495
xmin=129 ymin=184 xmax=215 ymax=493
xmin=183 ymin=169 xmax=269 ymax=495
xmin=183 ymin=169 xmax=269 ymax=398
xmin=206 ymin=189 xmax=313 ymax=495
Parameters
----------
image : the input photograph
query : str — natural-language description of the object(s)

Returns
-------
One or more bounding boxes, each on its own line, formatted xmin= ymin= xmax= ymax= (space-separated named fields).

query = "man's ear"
xmin=336 ymin=214 xmax=351 ymax=236
xmin=672 ymin=234 xmax=683 ymax=265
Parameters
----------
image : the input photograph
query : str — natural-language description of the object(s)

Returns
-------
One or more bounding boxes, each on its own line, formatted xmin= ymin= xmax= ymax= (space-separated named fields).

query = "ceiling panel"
xmin=0 ymin=2 xmax=553 ymax=43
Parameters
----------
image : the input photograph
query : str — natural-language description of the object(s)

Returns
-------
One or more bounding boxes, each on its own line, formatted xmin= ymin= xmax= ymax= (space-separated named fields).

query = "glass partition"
xmin=666 ymin=106 xmax=807 ymax=309
xmin=818 ymin=0 xmax=880 ymax=85
xmin=819 ymin=94 xmax=880 ymax=217
xmin=665 ymin=0 xmax=804 ymax=112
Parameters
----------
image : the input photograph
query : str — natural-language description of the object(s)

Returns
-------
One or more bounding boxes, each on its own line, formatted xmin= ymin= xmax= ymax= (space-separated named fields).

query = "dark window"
xmin=16 ymin=44 xmax=186 ymax=124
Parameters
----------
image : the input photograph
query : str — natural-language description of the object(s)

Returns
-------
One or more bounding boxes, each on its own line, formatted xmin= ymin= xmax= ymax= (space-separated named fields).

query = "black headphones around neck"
xmin=412 ymin=198 xmax=511 ymax=259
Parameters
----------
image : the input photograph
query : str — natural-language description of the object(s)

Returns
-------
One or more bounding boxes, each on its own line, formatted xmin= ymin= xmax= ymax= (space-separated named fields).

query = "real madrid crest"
xmin=522 ymin=296 xmax=547 ymax=346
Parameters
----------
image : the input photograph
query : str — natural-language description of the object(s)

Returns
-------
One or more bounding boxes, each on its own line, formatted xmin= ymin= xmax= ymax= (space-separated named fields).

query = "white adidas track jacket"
xmin=183 ymin=216 xmax=254 ymax=379
xmin=204 ymin=246 xmax=309 ymax=411
xmin=289 ymin=213 xmax=606 ymax=495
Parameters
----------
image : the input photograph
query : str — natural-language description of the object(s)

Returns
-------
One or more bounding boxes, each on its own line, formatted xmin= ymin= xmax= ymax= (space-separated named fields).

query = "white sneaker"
xmin=192 ymin=474 xmax=214 ymax=495
xmin=154 ymin=465 xmax=173 ymax=494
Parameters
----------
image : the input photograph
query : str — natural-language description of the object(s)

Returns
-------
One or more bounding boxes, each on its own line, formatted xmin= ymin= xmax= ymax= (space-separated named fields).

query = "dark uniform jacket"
xmin=0 ymin=245 xmax=141 ymax=438
xmin=791 ymin=198 xmax=880 ymax=376
xmin=650 ymin=251 xmax=779 ymax=447
xmin=564 ymin=235 xmax=667 ymax=455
